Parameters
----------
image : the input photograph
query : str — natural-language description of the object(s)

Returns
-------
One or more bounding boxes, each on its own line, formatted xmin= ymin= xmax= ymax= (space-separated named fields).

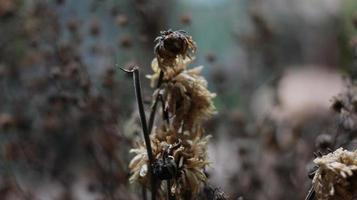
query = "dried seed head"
xmin=147 ymin=57 xmax=216 ymax=131
xmin=162 ymin=67 xmax=216 ymax=131
xmin=312 ymin=148 xmax=357 ymax=200
xmin=128 ymin=127 xmax=210 ymax=199
xmin=154 ymin=30 xmax=196 ymax=69
xmin=152 ymin=156 xmax=177 ymax=180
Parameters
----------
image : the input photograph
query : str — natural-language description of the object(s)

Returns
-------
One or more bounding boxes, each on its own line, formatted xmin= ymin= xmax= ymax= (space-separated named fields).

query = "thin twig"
xmin=148 ymin=71 xmax=164 ymax=134
xmin=121 ymin=66 xmax=156 ymax=200
xmin=304 ymin=186 xmax=316 ymax=200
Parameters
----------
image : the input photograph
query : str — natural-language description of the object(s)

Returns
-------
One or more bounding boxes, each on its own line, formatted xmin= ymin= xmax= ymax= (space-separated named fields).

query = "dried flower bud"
xmin=154 ymin=30 xmax=196 ymax=69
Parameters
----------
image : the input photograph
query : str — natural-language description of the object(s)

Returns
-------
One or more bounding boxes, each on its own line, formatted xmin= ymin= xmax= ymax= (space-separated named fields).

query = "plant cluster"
xmin=124 ymin=30 xmax=218 ymax=200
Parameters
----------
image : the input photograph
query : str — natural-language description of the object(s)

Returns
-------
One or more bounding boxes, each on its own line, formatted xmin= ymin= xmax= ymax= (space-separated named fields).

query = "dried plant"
xmin=311 ymin=148 xmax=357 ymax=200
xmin=123 ymin=30 xmax=222 ymax=200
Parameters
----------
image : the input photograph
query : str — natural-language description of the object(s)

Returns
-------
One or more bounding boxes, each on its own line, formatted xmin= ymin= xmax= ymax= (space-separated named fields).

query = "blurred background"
xmin=1 ymin=0 xmax=357 ymax=199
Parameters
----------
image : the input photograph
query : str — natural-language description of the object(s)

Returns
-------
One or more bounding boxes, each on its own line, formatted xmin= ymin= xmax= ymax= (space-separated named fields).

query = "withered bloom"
xmin=312 ymin=148 xmax=357 ymax=200
xmin=161 ymin=66 xmax=216 ymax=131
xmin=129 ymin=127 xmax=211 ymax=199
xmin=147 ymin=55 xmax=216 ymax=131
xmin=154 ymin=30 xmax=196 ymax=69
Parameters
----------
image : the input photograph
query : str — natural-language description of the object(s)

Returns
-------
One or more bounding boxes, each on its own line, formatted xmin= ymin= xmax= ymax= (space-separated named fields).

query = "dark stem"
xmin=148 ymin=71 xmax=164 ymax=134
xmin=121 ymin=67 xmax=156 ymax=200
xmin=167 ymin=179 xmax=174 ymax=200
xmin=142 ymin=186 xmax=147 ymax=200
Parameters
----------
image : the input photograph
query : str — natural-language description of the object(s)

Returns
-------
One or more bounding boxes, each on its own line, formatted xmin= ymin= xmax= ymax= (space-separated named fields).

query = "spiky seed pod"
xmin=312 ymin=148 xmax=357 ymax=200
xmin=129 ymin=127 xmax=211 ymax=199
xmin=154 ymin=30 xmax=196 ymax=69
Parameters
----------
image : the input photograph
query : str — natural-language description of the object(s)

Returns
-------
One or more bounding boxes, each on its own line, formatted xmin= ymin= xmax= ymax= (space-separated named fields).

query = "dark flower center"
xmin=164 ymin=37 xmax=184 ymax=55
xmin=152 ymin=157 xmax=177 ymax=180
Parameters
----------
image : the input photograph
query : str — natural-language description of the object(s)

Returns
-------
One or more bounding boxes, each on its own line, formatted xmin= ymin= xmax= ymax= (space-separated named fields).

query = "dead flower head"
xmin=148 ymin=58 xmax=216 ymax=131
xmin=129 ymin=127 xmax=211 ymax=199
xmin=163 ymin=66 xmax=216 ymax=131
xmin=312 ymin=148 xmax=357 ymax=200
xmin=154 ymin=30 xmax=196 ymax=69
